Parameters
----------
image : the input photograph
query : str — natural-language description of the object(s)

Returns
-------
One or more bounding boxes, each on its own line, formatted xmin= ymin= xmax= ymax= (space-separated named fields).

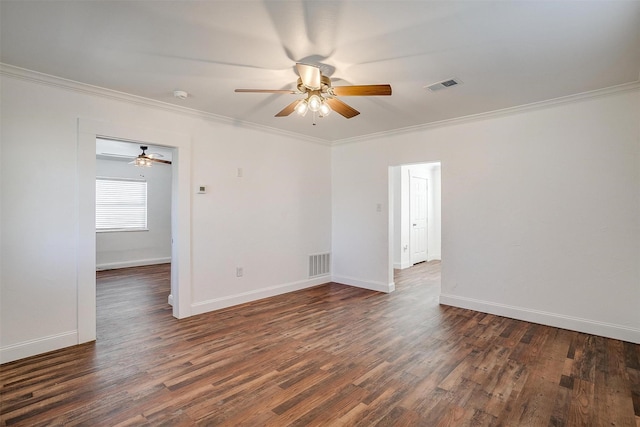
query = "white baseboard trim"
xmin=191 ymin=276 xmax=330 ymax=316
xmin=393 ymin=261 xmax=413 ymax=270
xmin=96 ymin=257 xmax=171 ymax=271
xmin=0 ymin=330 xmax=78 ymax=364
xmin=168 ymin=294 xmax=174 ymax=306
xmin=427 ymin=254 xmax=441 ymax=262
xmin=332 ymin=275 xmax=395 ymax=293
xmin=439 ymin=294 xmax=640 ymax=344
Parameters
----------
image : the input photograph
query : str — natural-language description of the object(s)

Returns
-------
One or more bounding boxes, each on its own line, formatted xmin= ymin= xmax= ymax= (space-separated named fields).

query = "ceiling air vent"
xmin=425 ymin=78 xmax=462 ymax=92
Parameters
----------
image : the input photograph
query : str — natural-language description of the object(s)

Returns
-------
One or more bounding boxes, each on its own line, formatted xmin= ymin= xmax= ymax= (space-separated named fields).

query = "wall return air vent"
xmin=425 ymin=78 xmax=462 ymax=92
xmin=309 ymin=253 xmax=330 ymax=278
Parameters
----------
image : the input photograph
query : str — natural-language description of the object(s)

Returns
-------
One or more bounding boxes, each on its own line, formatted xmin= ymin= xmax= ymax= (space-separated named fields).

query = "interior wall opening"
xmin=95 ymin=138 xmax=174 ymax=315
xmin=390 ymin=162 xmax=442 ymax=283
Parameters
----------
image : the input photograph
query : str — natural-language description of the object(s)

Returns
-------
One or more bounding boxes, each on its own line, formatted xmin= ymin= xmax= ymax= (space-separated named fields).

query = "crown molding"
xmin=333 ymin=80 xmax=640 ymax=146
xmin=0 ymin=63 xmax=331 ymax=147
xmin=3 ymin=63 xmax=638 ymax=148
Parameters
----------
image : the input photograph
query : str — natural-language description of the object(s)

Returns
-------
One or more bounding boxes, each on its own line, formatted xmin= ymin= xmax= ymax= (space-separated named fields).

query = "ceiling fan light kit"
xmin=318 ymin=102 xmax=331 ymax=117
xmin=308 ymin=94 xmax=322 ymax=112
xmin=295 ymin=99 xmax=308 ymax=116
xmin=134 ymin=156 xmax=153 ymax=167
xmin=235 ymin=63 xmax=391 ymax=123
xmin=130 ymin=145 xmax=172 ymax=167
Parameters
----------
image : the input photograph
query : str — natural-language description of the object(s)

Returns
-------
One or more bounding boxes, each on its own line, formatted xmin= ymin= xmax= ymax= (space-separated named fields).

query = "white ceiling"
xmin=96 ymin=138 xmax=173 ymax=161
xmin=2 ymin=1 xmax=639 ymax=143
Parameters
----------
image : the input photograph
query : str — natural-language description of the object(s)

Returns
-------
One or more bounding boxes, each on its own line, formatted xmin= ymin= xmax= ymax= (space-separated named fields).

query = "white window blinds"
xmin=96 ymin=178 xmax=147 ymax=231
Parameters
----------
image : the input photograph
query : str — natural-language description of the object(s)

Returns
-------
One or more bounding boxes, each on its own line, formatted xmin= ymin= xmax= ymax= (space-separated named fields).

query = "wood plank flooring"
xmin=1 ymin=261 xmax=639 ymax=426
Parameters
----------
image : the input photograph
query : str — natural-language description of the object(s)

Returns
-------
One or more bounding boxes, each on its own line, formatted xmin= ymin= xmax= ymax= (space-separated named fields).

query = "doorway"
xmin=95 ymin=138 xmax=173 ymax=303
xmin=391 ymin=162 xmax=441 ymax=272
xmin=77 ymin=119 xmax=192 ymax=345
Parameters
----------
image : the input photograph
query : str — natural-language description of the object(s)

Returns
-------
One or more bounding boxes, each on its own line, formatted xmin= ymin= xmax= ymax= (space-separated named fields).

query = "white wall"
xmin=427 ymin=163 xmax=441 ymax=261
xmin=2 ymin=66 xmax=638 ymax=364
xmin=392 ymin=166 xmax=409 ymax=269
xmin=95 ymin=157 xmax=172 ymax=269
xmin=0 ymin=69 xmax=332 ymax=362
xmin=333 ymin=87 xmax=640 ymax=343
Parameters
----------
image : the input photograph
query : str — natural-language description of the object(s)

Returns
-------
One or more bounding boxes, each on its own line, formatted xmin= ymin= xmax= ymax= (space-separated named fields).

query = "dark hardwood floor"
xmin=1 ymin=261 xmax=639 ymax=426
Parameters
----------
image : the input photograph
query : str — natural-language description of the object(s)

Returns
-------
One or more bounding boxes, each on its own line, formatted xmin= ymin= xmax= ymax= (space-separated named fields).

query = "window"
xmin=96 ymin=178 xmax=147 ymax=231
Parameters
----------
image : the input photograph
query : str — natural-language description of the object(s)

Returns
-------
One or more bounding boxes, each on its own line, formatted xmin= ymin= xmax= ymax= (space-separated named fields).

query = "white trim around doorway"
xmin=77 ymin=118 xmax=192 ymax=344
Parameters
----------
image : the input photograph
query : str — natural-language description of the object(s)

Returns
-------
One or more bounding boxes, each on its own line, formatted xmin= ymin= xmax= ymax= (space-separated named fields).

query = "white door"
xmin=410 ymin=175 xmax=428 ymax=264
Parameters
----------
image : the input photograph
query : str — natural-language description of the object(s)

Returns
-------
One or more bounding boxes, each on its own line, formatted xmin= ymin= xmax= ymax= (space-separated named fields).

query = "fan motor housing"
xmin=297 ymin=76 xmax=332 ymax=93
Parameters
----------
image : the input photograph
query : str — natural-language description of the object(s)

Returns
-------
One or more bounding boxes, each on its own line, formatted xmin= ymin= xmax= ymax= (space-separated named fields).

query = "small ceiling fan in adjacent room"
xmin=235 ymin=63 xmax=392 ymax=121
xmin=130 ymin=146 xmax=172 ymax=167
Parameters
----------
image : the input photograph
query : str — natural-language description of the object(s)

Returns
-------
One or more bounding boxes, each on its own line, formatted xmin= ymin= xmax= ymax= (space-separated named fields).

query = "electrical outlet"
xmin=237 ymin=168 xmax=243 ymax=178
xmin=236 ymin=267 xmax=243 ymax=277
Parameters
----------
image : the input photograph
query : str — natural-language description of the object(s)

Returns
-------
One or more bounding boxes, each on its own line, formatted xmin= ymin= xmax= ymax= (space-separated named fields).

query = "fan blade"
xmin=275 ymin=100 xmax=302 ymax=117
xmin=325 ymin=98 xmax=360 ymax=119
xmin=296 ymin=63 xmax=321 ymax=90
xmin=235 ymin=89 xmax=297 ymax=94
xmin=332 ymin=85 xmax=392 ymax=96
xmin=129 ymin=156 xmax=172 ymax=165
xmin=149 ymin=158 xmax=172 ymax=165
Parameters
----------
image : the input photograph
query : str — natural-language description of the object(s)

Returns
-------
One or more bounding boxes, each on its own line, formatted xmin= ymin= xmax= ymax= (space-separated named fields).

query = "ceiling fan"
xmin=235 ymin=63 xmax=392 ymax=120
xmin=130 ymin=146 xmax=171 ymax=167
